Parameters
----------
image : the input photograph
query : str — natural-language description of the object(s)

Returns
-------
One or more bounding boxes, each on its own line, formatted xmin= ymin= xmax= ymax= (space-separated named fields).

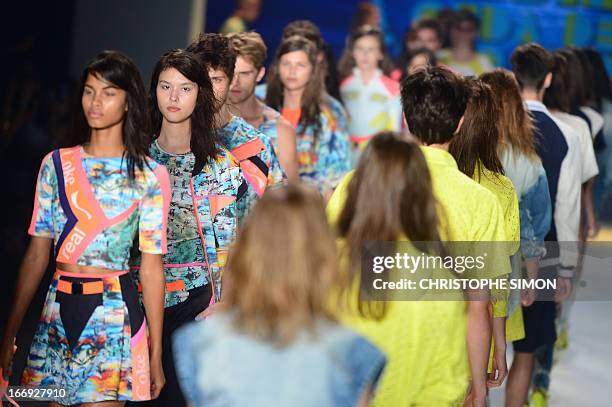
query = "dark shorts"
xmin=513 ymin=266 xmax=557 ymax=353
xmin=131 ymin=284 xmax=212 ymax=407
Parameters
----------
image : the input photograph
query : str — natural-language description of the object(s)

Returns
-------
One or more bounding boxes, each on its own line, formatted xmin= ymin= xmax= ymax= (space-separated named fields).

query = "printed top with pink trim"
xmin=133 ymin=141 xmax=244 ymax=306
xmin=28 ymin=146 xmax=170 ymax=271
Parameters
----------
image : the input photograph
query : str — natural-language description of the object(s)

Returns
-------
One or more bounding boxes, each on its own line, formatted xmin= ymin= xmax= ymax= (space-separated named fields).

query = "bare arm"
xmin=138 ymin=252 xmax=165 ymax=398
xmin=0 ymin=236 xmax=51 ymax=376
xmin=487 ymin=316 xmax=507 ymax=388
xmin=275 ymin=118 xmax=299 ymax=181
xmin=466 ymin=293 xmax=491 ymax=406
xmin=582 ymin=178 xmax=598 ymax=238
xmin=522 ymin=259 xmax=539 ymax=306
xmin=356 ymin=383 xmax=372 ymax=407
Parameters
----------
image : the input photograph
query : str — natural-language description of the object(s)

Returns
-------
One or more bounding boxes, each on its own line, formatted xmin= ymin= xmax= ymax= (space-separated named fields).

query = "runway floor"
xmin=490 ymin=226 xmax=612 ymax=406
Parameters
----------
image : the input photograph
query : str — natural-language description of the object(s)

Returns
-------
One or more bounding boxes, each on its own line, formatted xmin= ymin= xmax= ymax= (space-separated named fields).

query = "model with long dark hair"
xmin=0 ymin=50 xmax=169 ymax=406
xmin=137 ymin=49 xmax=245 ymax=407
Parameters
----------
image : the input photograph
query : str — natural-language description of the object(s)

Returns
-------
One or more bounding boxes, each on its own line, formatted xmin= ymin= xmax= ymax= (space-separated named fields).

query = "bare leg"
xmin=505 ymin=351 xmax=534 ymax=407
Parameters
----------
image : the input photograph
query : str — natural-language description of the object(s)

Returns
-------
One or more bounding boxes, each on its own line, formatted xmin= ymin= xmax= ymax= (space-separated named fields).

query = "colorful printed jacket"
xmin=218 ymin=115 xmax=285 ymax=221
xmin=295 ymin=97 xmax=352 ymax=196
xmin=132 ymin=144 xmax=244 ymax=304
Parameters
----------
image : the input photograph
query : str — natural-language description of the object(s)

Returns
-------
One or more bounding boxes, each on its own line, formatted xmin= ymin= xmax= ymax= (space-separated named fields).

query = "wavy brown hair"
xmin=338 ymin=25 xmax=394 ymax=79
xmin=449 ymin=78 xmax=504 ymax=180
xmin=337 ymin=131 xmax=445 ymax=319
xmin=265 ymin=35 xmax=324 ymax=138
xmin=221 ymin=184 xmax=339 ymax=346
xmin=480 ymin=69 xmax=538 ymax=161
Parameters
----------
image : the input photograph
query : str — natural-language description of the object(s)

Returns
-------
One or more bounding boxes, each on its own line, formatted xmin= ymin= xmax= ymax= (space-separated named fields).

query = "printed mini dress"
xmin=22 ymin=146 xmax=170 ymax=405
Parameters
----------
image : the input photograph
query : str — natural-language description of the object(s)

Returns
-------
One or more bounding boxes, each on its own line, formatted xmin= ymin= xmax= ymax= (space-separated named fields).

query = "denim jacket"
xmin=501 ymin=145 xmax=552 ymax=260
xmin=173 ymin=313 xmax=386 ymax=407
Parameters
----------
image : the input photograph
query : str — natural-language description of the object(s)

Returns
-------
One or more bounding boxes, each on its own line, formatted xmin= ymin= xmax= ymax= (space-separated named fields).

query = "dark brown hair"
xmin=543 ymin=52 xmax=571 ymax=113
xmin=480 ymin=69 xmax=538 ymax=161
xmin=186 ymin=33 xmax=236 ymax=79
xmin=338 ymin=25 xmax=394 ymax=79
xmin=449 ymin=78 xmax=504 ymax=179
xmin=556 ymin=48 xmax=585 ymax=111
xmin=222 ymin=184 xmax=339 ymax=346
xmin=72 ymin=50 xmax=150 ymax=179
xmin=572 ymin=47 xmax=596 ymax=108
xmin=149 ymin=50 xmax=219 ymax=175
xmin=583 ymin=47 xmax=612 ymax=110
xmin=265 ymin=35 xmax=324 ymax=137
xmin=511 ymin=43 xmax=553 ymax=91
xmin=400 ymin=66 xmax=469 ymax=145
xmin=338 ymin=131 xmax=445 ymax=319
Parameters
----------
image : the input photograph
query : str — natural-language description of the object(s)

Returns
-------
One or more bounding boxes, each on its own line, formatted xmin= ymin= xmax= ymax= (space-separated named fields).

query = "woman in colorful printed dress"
xmin=338 ymin=25 xmax=402 ymax=155
xmin=266 ymin=35 xmax=352 ymax=198
xmin=136 ymin=49 xmax=244 ymax=407
xmin=0 ymin=50 xmax=170 ymax=406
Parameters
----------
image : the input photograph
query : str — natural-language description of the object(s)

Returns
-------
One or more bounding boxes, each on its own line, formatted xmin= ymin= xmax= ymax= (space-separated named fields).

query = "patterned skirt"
xmin=21 ymin=269 xmax=150 ymax=405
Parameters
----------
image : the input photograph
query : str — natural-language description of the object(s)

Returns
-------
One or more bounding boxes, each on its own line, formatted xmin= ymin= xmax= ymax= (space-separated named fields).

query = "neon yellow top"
xmin=327 ymin=146 xmax=509 ymax=406
xmin=473 ymin=165 xmax=520 ymax=318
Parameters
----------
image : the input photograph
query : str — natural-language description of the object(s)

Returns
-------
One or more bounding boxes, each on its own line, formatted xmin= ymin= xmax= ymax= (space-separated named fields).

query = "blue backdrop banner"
xmin=206 ymin=0 xmax=612 ymax=71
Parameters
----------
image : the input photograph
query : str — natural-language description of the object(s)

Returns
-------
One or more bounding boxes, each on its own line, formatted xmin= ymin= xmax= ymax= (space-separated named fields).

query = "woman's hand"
xmin=521 ymin=287 xmax=535 ymax=307
xmin=487 ymin=343 xmax=507 ymax=388
xmin=195 ymin=302 xmax=220 ymax=321
xmin=149 ymin=354 xmax=165 ymax=399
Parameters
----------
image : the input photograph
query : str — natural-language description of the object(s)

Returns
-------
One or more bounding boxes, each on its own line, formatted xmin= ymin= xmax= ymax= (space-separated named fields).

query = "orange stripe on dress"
xmin=55 ymin=148 xmax=109 ymax=263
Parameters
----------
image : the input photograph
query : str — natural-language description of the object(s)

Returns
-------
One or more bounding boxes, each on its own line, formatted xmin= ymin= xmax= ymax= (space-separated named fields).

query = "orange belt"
xmin=57 ymin=279 xmax=104 ymax=295
xmin=137 ymin=280 xmax=185 ymax=293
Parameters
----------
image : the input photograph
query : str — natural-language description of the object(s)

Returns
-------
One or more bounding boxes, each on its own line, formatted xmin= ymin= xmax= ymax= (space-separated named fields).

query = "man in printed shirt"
xmin=187 ymin=33 xmax=285 ymax=221
xmin=226 ymin=31 xmax=299 ymax=181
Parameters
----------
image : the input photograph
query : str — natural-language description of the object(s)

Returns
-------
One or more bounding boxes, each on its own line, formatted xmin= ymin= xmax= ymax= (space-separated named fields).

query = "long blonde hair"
xmin=222 ymin=184 xmax=339 ymax=345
